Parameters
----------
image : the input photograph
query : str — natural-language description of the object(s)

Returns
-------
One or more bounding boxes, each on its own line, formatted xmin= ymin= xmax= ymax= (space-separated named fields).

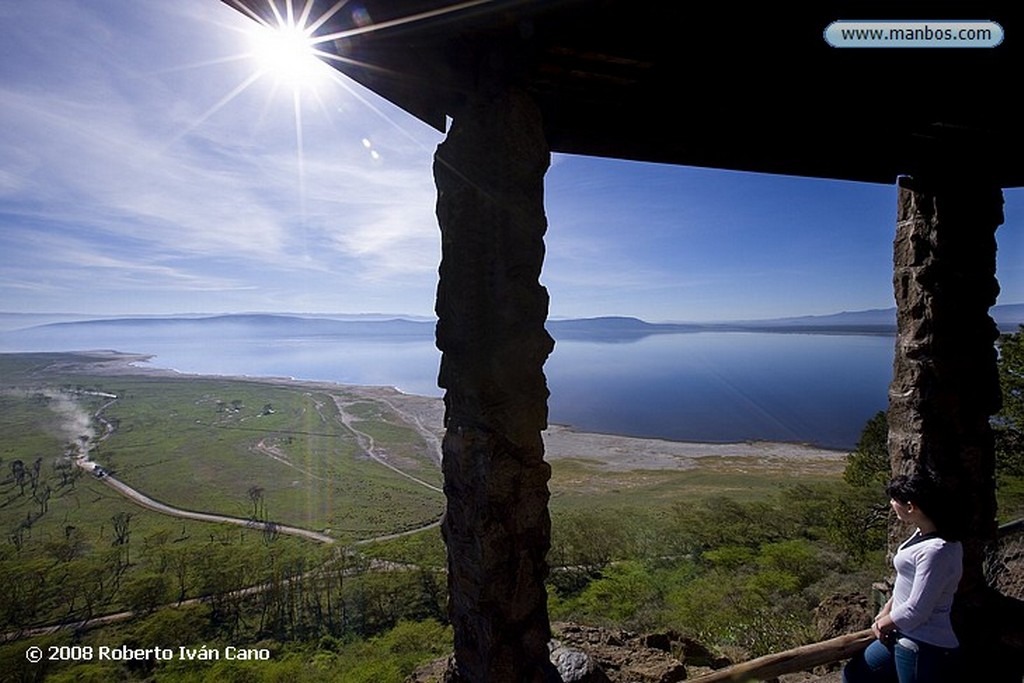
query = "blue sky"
xmin=1 ymin=1 xmax=1021 ymax=323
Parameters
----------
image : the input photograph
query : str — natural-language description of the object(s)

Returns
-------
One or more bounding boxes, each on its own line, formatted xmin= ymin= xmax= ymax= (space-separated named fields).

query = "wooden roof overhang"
xmin=224 ymin=1 xmax=1024 ymax=186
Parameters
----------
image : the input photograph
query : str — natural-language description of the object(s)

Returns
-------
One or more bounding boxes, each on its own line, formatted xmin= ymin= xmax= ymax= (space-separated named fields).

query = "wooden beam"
xmin=688 ymin=629 xmax=874 ymax=683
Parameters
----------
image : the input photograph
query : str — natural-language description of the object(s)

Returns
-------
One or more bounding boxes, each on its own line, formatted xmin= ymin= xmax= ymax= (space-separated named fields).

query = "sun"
xmin=247 ymin=16 xmax=329 ymax=90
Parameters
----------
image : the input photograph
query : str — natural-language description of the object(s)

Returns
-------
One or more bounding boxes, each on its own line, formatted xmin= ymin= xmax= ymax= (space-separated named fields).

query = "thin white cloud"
xmin=0 ymin=227 xmax=251 ymax=294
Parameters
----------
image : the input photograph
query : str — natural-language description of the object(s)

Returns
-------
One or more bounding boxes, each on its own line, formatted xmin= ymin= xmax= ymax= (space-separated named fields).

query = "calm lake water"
xmin=1 ymin=324 xmax=894 ymax=450
xmin=546 ymin=332 xmax=893 ymax=449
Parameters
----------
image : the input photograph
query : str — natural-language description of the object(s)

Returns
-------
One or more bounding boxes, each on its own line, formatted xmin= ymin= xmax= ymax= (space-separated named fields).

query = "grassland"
xmin=96 ymin=378 xmax=442 ymax=538
xmin=1 ymin=354 xmax=445 ymax=542
xmin=549 ymin=454 xmax=842 ymax=510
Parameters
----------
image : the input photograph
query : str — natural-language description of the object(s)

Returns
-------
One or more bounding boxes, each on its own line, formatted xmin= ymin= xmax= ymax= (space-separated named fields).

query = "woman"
xmin=842 ymin=473 xmax=963 ymax=683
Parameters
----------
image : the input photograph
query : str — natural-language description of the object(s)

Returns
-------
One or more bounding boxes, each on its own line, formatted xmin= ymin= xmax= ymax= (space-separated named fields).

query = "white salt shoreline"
xmin=541 ymin=423 xmax=846 ymax=472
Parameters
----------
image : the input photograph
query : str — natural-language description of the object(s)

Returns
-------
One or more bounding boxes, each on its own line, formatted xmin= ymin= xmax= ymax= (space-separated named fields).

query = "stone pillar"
xmin=433 ymin=87 xmax=556 ymax=682
xmin=888 ymin=173 xmax=1003 ymax=594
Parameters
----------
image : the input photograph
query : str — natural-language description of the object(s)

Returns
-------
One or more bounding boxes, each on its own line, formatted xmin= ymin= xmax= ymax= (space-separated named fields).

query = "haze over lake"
xmin=3 ymin=308 xmax=1021 ymax=450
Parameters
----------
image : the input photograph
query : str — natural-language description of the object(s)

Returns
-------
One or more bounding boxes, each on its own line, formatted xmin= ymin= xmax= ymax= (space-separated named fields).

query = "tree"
xmin=53 ymin=456 xmax=74 ymax=487
xmin=44 ymin=526 xmax=86 ymax=563
xmin=33 ymin=484 xmax=51 ymax=514
xmin=123 ymin=572 xmax=171 ymax=615
xmin=129 ymin=602 xmax=211 ymax=650
xmin=112 ymin=511 xmax=133 ymax=545
xmin=994 ymin=326 xmax=1024 ymax=478
xmin=167 ymin=545 xmax=195 ymax=603
xmin=111 ymin=511 xmax=134 ymax=565
xmin=248 ymin=485 xmax=266 ymax=521
xmin=843 ymin=411 xmax=889 ymax=487
xmin=549 ymin=509 xmax=629 ymax=597
xmin=29 ymin=456 xmax=43 ymax=493
xmin=10 ymin=459 xmax=26 ymax=495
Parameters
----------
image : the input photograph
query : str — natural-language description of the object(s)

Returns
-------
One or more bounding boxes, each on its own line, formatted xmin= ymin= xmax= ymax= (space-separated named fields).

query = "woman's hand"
xmin=872 ymin=597 xmax=894 ymax=639
xmin=872 ymin=613 xmax=896 ymax=642
xmin=871 ymin=620 xmax=885 ymax=640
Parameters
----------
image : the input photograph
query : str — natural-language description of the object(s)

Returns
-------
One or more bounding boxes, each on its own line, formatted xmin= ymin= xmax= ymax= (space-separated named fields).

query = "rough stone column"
xmin=888 ymin=173 xmax=1003 ymax=594
xmin=433 ymin=87 xmax=556 ymax=682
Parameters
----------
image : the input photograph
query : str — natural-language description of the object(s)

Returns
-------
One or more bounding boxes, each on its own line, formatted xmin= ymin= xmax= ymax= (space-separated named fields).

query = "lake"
xmin=0 ymin=322 xmax=894 ymax=449
xmin=546 ymin=332 xmax=892 ymax=449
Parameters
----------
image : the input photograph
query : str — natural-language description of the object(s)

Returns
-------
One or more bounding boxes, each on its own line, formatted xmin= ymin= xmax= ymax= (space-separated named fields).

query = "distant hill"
xmin=715 ymin=303 xmax=1024 ymax=334
xmin=727 ymin=308 xmax=896 ymax=329
xmin=22 ymin=314 xmax=436 ymax=338
xmin=546 ymin=316 xmax=700 ymax=342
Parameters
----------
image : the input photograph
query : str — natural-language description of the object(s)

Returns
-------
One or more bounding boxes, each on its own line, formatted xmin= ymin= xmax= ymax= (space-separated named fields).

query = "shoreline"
xmin=11 ymin=349 xmax=849 ymax=471
xmin=542 ymin=422 xmax=846 ymax=472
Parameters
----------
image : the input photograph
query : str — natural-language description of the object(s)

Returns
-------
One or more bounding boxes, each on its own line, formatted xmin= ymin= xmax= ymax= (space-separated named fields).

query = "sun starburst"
xmin=247 ymin=5 xmax=330 ymax=90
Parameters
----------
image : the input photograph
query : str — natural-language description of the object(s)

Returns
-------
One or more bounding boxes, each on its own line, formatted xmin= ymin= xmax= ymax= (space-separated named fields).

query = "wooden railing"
xmin=688 ymin=629 xmax=874 ymax=683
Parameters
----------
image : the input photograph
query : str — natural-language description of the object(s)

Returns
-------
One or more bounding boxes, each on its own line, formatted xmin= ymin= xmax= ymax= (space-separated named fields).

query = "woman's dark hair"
xmin=886 ymin=473 xmax=961 ymax=540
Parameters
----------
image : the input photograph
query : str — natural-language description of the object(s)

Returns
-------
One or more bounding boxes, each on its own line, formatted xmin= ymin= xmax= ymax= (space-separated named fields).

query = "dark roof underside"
xmin=225 ymin=1 xmax=1024 ymax=186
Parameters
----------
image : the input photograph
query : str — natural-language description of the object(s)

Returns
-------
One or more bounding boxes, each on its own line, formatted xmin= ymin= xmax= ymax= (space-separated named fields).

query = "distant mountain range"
xmin=717 ymin=303 xmax=1024 ymax=334
xmin=1 ymin=304 xmax=1022 ymax=346
xmin=29 ymin=314 xmax=435 ymax=338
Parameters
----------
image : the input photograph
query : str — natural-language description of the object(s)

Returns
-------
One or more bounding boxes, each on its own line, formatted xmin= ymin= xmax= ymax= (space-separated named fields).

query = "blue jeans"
xmin=843 ymin=637 xmax=960 ymax=683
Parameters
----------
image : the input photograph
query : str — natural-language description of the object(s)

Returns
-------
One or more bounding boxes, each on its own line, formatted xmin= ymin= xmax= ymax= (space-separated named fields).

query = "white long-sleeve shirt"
xmin=889 ymin=530 xmax=963 ymax=648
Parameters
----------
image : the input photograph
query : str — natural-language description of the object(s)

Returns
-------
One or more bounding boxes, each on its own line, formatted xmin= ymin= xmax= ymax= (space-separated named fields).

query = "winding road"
xmin=98 ymin=474 xmax=336 ymax=544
